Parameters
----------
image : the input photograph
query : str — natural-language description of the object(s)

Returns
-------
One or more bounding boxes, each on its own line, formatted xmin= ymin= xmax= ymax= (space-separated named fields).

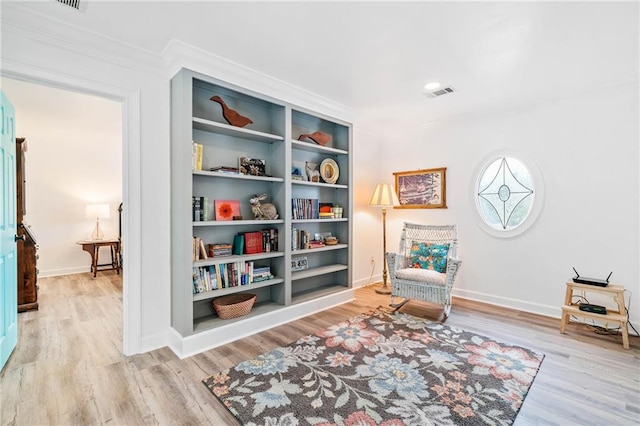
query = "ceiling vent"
xmin=54 ymin=0 xmax=85 ymax=12
xmin=423 ymin=86 xmax=456 ymax=99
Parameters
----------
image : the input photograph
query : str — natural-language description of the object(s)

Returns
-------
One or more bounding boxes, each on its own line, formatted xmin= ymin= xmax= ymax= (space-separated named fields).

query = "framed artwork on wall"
xmin=393 ymin=167 xmax=447 ymax=209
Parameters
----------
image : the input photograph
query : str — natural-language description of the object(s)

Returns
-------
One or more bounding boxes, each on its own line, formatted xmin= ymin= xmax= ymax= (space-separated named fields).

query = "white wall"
xmin=351 ymin=125 xmax=386 ymax=287
xmin=1 ymin=6 xmax=170 ymax=352
xmin=2 ymin=4 xmax=637 ymax=354
xmin=1 ymin=78 xmax=122 ymax=277
xmin=382 ymin=88 xmax=640 ymax=326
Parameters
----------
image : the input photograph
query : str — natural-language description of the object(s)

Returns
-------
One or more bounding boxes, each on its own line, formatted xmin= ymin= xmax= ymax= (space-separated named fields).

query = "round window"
xmin=474 ymin=154 xmax=543 ymax=237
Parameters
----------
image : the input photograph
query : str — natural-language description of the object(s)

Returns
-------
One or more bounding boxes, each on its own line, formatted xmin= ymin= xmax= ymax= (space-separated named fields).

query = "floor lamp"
xmin=369 ymin=183 xmax=400 ymax=294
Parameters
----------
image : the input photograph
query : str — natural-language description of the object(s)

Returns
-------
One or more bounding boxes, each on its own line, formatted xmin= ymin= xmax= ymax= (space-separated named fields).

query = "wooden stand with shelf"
xmin=170 ymin=68 xmax=353 ymax=357
xmin=560 ymin=280 xmax=629 ymax=349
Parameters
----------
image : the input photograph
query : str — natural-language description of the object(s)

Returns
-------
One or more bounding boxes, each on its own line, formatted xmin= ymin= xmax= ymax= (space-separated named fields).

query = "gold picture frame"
xmin=393 ymin=167 xmax=447 ymax=209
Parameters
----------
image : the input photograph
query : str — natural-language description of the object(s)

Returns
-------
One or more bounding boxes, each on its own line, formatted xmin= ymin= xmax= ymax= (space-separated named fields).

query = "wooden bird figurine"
xmin=298 ymin=131 xmax=332 ymax=146
xmin=210 ymin=95 xmax=253 ymax=128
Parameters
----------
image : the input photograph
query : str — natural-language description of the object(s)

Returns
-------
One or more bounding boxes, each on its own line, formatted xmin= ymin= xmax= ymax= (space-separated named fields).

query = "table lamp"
xmin=369 ymin=183 xmax=400 ymax=294
xmin=86 ymin=203 xmax=110 ymax=240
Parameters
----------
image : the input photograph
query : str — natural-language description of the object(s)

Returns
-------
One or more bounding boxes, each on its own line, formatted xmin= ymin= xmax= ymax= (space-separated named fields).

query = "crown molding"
xmin=1 ymin=3 xmax=165 ymax=77
xmin=162 ymin=39 xmax=354 ymax=123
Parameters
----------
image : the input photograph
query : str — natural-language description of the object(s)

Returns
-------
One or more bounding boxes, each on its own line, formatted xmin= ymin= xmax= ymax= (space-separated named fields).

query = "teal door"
xmin=0 ymin=90 xmax=18 ymax=371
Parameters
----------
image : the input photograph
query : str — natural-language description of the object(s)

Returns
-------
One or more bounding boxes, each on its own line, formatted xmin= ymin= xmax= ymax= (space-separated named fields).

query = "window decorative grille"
xmin=476 ymin=156 xmax=536 ymax=232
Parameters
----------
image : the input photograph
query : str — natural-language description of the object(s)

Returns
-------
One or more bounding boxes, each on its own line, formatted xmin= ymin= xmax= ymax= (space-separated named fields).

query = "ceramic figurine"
xmin=249 ymin=194 xmax=278 ymax=220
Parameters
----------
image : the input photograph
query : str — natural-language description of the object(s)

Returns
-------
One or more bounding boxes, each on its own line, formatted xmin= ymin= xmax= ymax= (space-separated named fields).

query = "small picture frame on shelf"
xmin=215 ymin=200 xmax=241 ymax=221
xmin=239 ymin=157 xmax=266 ymax=176
xmin=314 ymin=232 xmax=333 ymax=242
xmin=291 ymin=166 xmax=303 ymax=181
xmin=320 ymin=158 xmax=339 ymax=184
xmin=291 ymin=256 xmax=308 ymax=271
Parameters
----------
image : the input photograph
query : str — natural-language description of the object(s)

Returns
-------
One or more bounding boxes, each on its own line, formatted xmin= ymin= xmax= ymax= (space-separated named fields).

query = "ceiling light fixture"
xmin=423 ymin=82 xmax=441 ymax=90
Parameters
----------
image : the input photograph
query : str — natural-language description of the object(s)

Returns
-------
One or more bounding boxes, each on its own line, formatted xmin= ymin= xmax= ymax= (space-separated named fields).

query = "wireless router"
xmin=572 ymin=267 xmax=612 ymax=287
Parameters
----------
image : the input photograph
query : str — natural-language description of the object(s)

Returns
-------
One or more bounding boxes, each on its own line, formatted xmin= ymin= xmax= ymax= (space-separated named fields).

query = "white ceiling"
xmin=7 ymin=1 xmax=639 ymax=129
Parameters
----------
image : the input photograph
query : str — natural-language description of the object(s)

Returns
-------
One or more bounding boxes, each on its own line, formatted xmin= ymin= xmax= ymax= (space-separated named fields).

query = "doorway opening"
xmin=1 ymin=73 xmax=140 ymax=355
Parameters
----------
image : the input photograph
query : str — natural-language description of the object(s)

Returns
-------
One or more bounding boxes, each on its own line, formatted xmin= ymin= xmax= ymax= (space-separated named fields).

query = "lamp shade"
xmin=369 ymin=183 xmax=400 ymax=207
xmin=86 ymin=204 xmax=110 ymax=219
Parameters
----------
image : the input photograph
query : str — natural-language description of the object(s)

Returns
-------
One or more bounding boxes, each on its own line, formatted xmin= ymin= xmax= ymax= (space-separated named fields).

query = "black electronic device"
xmin=578 ymin=304 xmax=607 ymax=315
xmin=572 ymin=267 xmax=612 ymax=287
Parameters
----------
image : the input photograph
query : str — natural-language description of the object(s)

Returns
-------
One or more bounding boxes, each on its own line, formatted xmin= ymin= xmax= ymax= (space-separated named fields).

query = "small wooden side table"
xmin=76 ymin=239 xmax=121 ymax=278
xmin=560 ymin=280 xmax=629 ymax=349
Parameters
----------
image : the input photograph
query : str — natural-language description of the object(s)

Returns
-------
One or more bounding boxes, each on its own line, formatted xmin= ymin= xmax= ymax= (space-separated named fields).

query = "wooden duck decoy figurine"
xmin=210 ymin=95 xmax=253 ymax=128
xmin=298 ymin=131 xmax=332 ymax=146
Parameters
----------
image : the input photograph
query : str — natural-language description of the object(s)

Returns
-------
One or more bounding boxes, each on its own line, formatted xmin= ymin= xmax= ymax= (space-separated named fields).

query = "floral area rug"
xmin=204 ymin=308 xmax=544 ymax=426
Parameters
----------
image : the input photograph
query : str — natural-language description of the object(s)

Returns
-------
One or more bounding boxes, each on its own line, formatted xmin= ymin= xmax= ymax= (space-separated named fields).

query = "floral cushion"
xmin=409 ymin=241 xmax=449 ymax=273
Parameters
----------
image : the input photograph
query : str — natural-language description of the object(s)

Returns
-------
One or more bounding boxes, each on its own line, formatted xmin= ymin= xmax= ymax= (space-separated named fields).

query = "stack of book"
xmin=208 ymin=243 xmax=232 ymax=257
xmin=252 ymin=266 xmax=273 ymax=282
xmin=210 ymin=166 xmax=239 ymax=174
xmin=319 ymin=202 xmax=335 ymax=219
xmin=308 ymin=240 xmax=325 ymax=249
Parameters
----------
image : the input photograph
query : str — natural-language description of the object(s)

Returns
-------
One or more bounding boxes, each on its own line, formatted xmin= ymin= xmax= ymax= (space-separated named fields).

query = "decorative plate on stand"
xmin=320 ymin=158 xmax=339 ymax=184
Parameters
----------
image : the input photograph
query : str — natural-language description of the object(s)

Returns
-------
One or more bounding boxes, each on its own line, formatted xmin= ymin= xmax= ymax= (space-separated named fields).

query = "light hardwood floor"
xmin=1 ymin=273 xmax=639 ymax=425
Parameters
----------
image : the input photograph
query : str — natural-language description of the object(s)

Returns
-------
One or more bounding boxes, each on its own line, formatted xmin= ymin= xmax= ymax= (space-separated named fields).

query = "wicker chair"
xmin=386 ymin=223 xmax=461 ymax=319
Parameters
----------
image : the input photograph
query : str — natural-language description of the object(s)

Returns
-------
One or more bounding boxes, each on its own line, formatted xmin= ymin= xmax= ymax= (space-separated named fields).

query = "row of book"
xmin=192 ymin=262 xmax=273 ymax=293
xmin=193 ymin=196 xmax=209 ymax=221
xmin=193 ymin=229 xmax=278 ymax=261
xmin=240 ymin=229 xmax=279 ymax=254
xmin=291 ymin=228 xmax=314 ymax=250
xmin=292 ymin=198 xmax=319 ymax=220
xmin=192 ymin=141 xmax=203 ymax=171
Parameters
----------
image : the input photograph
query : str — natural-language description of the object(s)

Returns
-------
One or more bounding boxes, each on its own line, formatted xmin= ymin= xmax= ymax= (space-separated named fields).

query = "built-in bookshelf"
xmin=170 ymin=68 xmax=353 ymax=356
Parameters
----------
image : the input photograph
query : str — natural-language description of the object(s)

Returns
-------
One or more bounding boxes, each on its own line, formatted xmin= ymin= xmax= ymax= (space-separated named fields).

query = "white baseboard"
xmin=38 ymin=266 xmax=90 ymax=278
xmin=452 ymin=288 xmax=560 ymax=318
xmin=353 ymin=274 xmax=381 ymax=289
xmin=169 ymin=289 xmax=355 ymax=359
xmin=140 ymin=331 xmax=169 ymax=354
xmin=452 ymin=287 xmax=640 ymax=337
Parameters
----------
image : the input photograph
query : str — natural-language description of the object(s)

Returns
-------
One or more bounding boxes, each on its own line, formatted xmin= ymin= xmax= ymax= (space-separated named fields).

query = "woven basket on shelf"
xmin=212 ymin=293 xmax=257 ymax=319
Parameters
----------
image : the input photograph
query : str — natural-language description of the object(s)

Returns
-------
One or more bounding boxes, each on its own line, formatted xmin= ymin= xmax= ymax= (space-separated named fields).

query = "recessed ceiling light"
xmin=423 ymin=82 xmax=441 ymax=90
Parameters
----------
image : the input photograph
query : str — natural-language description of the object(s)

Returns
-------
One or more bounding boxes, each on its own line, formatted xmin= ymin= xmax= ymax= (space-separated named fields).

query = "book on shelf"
xmin=291 ymin=228 xmax=311 ymax=251
xmin=192 ymin=196 xmax=209 ymax=221
xmin=193 ymin=237 xmax=210 ymax=261
xmin=243 ymin=228 xmax=278 ymax=254
xmin=291 ymin=198 xmax=319 ymax=220
xmin=199 ymin=238 xmax=208 ymax=259
xmin=210 ymin=166 xmax=240 ymax=174
xmin=233 ymin=234 xmax=245 ymax=255
xmin=319 ymin=202 xmax=334 ymax=219
xmin=192 ymin=141 xmax=203 ymax=171
xmin=244 ymin=231 xmax=263 ymax=254
xmin=192 ymin=261 xmax=273 ymax=293
xmin=208 ymin=243 xmax=232 ymax=257
xmin=239 ymin=157 xmax=267 ymax=176
xmin=308 ymin=240 xmax=325 ymax=249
